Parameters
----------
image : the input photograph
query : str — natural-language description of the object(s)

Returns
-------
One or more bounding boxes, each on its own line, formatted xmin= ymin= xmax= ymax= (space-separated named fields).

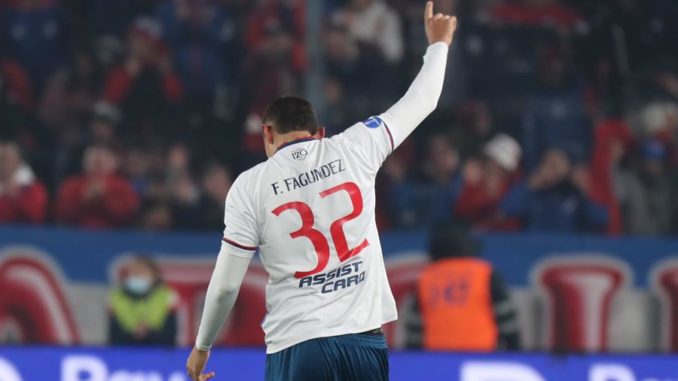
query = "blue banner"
xmin=1 ymin=347 xmax=678 ymax=381
xmin=1 ymin=226 xmax=678 ymax=286
xmin=1 ymin=226 xmax=678 ymax=351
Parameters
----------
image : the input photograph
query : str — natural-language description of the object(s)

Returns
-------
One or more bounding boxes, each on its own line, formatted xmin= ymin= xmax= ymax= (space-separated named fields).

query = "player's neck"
xmin=274 ymin=131 xmax=315 ymax=152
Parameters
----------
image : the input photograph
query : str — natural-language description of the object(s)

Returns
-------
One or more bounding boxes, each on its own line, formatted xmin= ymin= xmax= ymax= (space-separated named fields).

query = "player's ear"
xmin=262 ymin=124 xmax=275 ymax=145
xmin=315 ymin=127 xmax=326 ymax=139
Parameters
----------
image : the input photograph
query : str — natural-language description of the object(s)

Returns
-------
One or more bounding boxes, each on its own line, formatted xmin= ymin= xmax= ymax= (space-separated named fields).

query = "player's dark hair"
xmin=132 ymin=255 xmax=163 ymax=284
xmin=262 ymin=96 xmax=320 ymax=135
xmin=428 ymin=222 xmax=481 ymax=261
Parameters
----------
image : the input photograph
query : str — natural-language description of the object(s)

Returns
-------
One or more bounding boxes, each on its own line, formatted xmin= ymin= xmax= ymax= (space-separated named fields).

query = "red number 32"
xmin=272 ymin=182 xmax=369 ymax=279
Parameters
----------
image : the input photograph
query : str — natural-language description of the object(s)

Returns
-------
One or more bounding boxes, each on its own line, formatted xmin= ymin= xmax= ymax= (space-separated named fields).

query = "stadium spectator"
xmin=38 ymin=46 xmax=102 ymax=133
xmin=0 ymin=58 xmax=34 ymax=144
xmin=0 ymin=58 xmax=34 ymax=111
xmin=588 ymin=118 xmax=634 ymax=235
xmin=55 ymin=145 xmax=139 ymax=228
xmin=405 ymin=223 xmax=520 ymax=351
xmin=0 ymin=0 xmax=675 ymax=237
xmin=334 ymin=0 xmax=404 ymax=64
xmin=320 ymin=77 xmax=360 ymax=135
xmin=244 ymin=0 xmax=307 ymax=112
xmin=42 ymin=102 xmax=122 ymax=192
xmin=451 ymin=100 xmax=496 ymax=158
xmin=139 ymin=201 xmax=175 ymax=231
xmin=0 ymin=141 xmax=48 ymax=224
xmin=102 ymin=18 xmax=184 ymax=144
xmin=615 ymin=140 xmax=678 ymax=236
xmin=323 ymin=21 xmax=388 ymax=116
xmin=88 ymin=0 xmax=160 ymax=39
xmin=454 ymin=134 xmax=522 ymax=230
xmin=522 ymin=42 xmax=591 ymax=172
xmin=242 ymin=19 xmax=305 ymax=155
xmin=156 ymin=0 xmax=236 ymax=111
xmin=108 ymin=256 xmax=178 ymax=346
xmin=500 ymin=148 xmax=608 ymax=232
xmin=488 ymin=0 xmax=585 ymax=32
xmin=388 ymin=134 xmax=461 ymax=228
xmin=0 ymin=0 xmax=69 ymax=91
xmin=194 ymin=163 xmax=232 ymax=230
xmin=88 ymin=102 xmax=121 ymax=146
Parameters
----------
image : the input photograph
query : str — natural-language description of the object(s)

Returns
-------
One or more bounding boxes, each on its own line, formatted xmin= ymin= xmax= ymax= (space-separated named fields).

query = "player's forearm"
xmin=195 ymin=245 xmax=251 ymax=350
xmin=380 ymin=42 xmax=449 ymax=146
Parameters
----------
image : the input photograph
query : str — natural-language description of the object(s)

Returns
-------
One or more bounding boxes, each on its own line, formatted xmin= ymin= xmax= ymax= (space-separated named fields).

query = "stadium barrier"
xmin=0 ymin=347 xmax=677 ymax=381
xmin=1 ymin=226 xmax=678 ymax=351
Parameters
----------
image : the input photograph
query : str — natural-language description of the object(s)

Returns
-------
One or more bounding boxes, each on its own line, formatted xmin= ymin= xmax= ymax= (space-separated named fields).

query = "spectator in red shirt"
xmin=103 ymin=18 xmax=183 ymax=107
xmin=454 ymin=134 xmax=522 ymax=230
xmin=55 ymin=145 xmax=139 ymax=228
xmin=489 ymin=0 xmax=585 ymax=32
xmin=0 ymin=141 xmax=48 ymax=224
xmin=102 ymin=18 xmax=184 ymax=145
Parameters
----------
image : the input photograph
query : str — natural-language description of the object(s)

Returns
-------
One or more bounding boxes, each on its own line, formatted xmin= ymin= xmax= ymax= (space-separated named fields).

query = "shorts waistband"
xmin=331 ymin=330 xmax=387 ymax=349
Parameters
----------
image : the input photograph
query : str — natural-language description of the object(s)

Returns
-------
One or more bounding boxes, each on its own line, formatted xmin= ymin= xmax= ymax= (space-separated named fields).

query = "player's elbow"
xmin=219 ymin=283 xmax=240 ymax=297
xmin=209 ymin=282 xmax=240 ymax=303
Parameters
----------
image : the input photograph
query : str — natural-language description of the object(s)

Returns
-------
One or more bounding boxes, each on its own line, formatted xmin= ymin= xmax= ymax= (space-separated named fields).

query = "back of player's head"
xmin=263 ymin=96 xmax=320 ymax=135
xmin=428 ymin=222 xmax=481 ymax=261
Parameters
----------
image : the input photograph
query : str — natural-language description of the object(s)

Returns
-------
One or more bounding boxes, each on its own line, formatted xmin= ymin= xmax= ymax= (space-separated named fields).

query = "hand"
xmin=84 ymin=180 xmax=105 ymax=201
xmin=154 ymin=44 xmax=174 ymax=75
xmin=125 ymin=55 xmax=143 ymax=76
xmin=424 ymin=1 xmax=457 ymax=46
xmin=462 ymin=159 xmax=484 ymax=185
xmin=2 ymin=179 xmax=20 ymax=198
xmin=186 ymin=347 xmax=215 ymax=381
xmin=132 ymin=323 xmax=149 ymax=339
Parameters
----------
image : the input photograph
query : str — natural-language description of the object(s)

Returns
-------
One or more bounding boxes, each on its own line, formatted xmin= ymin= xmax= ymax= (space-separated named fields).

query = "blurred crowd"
xmin=1 ymin=0 xmax=678 ymax=235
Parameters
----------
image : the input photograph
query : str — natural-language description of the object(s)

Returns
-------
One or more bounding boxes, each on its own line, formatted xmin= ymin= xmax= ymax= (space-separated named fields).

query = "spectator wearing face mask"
xmin=499 ymin=148 xmax=608 ymax=232
xmin=108 ymin=256 xmax=178 ymax=346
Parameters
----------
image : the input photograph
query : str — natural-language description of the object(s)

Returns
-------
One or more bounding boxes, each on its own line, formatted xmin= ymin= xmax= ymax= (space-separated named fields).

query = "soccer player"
xmin=186 ymin=2 xmax=456 ymax=380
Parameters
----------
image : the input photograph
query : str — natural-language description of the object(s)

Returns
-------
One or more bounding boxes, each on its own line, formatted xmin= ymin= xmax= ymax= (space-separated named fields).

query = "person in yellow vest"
xmin=108 ymin=256 xmax=178 ymax=345
xmin=405 ymin=223 xmax=520 ymax=351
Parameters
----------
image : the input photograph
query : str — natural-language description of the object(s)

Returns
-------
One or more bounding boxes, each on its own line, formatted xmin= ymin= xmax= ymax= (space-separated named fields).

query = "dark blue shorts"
xmin=265 ymin=332 xmax=389 ymax=381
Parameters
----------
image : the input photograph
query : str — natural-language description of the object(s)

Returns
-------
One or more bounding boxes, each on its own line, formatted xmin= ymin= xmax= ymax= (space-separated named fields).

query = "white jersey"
xmin=196 ymin=42 xmax=449 ymax=354
xmin=223 ymin=116 xmax=398 ymax=353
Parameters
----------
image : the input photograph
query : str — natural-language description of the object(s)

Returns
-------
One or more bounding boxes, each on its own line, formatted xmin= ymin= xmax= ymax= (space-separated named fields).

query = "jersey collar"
xmin=276 ymin=137 xmax=319 ymax=152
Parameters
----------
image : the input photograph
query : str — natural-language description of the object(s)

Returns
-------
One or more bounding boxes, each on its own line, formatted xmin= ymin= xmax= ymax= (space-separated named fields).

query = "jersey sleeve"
xmin=222 ymin=173 xmax=259 ymax=259
xmin=338 ymin=42 xmax=449 ymax=172
xmin=340 ymin=116 xmax=396 ymax=171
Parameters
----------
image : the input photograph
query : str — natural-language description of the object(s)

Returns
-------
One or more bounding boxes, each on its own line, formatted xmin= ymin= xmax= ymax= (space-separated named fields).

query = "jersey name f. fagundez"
xmin=221 ymin=116 xmax=398 ymax=354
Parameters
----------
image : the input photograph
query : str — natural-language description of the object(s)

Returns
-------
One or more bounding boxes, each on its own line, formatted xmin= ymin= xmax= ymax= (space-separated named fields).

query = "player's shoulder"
xmin=230 ymin=162 xmax=267 ymax=193
xmin=335 ymin=116 xmax=388 ymax=139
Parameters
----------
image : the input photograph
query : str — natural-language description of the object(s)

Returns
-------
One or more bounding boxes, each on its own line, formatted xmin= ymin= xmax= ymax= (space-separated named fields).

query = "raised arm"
xmin=380 ymin=1 xmax=457 ymax=147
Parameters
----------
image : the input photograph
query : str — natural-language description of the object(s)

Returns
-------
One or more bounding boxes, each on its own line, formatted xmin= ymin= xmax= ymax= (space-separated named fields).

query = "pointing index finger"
xmin=425 ymin=1 xmax=433 ymax=21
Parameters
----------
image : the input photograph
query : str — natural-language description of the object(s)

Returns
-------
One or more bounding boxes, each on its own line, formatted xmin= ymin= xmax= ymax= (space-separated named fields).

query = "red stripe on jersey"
xmin=383 ymin=122 xmax=395 ymax=152
xmin=222 ymin=237 xmax=257 ymax=251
